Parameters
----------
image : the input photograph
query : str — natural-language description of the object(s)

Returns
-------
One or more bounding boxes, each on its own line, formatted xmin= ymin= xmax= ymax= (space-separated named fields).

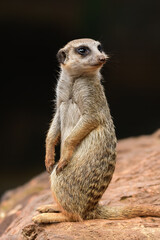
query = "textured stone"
xmin=0 ymin=130 xmax=160 ymax=239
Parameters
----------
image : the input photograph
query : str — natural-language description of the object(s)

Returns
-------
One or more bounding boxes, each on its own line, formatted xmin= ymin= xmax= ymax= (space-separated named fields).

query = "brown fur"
xmin=32 ymin=39 xmax=160 ymax=224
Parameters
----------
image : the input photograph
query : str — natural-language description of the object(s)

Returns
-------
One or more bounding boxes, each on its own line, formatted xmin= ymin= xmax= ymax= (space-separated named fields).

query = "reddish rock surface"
xmin=0 ymin=130 xmax=160 ymax=239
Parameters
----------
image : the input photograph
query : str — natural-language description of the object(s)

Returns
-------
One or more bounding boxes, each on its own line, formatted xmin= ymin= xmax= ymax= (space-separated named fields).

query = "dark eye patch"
xmin=97 ymin=44 xmax=103 ymax=53
xmin=76 ymin=46 xmax=90 ymax=56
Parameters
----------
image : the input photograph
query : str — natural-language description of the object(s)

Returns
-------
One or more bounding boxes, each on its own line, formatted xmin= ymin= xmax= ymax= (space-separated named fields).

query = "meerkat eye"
xmin=76 ymin=46 xmax=90 ymax=56
xmin=97 ymin=44 xmax=103 ymax=53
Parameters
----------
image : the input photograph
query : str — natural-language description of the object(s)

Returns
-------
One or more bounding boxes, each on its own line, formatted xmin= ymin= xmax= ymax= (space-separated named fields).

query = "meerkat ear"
xmin=57 ymin=49 xmax=66 ymax=64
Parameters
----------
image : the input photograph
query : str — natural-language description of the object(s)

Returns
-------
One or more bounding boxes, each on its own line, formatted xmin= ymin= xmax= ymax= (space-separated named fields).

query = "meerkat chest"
xmin=57 ymin=79 xmax=74 ymax=103
xmin=57 ymin=77 xmax=83 ymax=108
xmin=57 ymin=78 xmax=81 ymax=139
xmin=59 ymin=99 xmax=81 ymax=142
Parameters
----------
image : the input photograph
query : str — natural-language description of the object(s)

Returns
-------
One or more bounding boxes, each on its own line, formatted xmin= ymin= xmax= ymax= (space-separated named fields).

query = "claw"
xmin=32 ymin=214 xmax=42 ymax=224
xmin=56 ymin=160 xmax=68 ymax=174
xmin=47 ymin=164 xmax=56 ymax=174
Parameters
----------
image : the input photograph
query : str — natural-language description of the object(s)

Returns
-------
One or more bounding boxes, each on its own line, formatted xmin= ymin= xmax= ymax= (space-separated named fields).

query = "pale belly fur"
xmin=59 ymin=100 xmax=81 ymax=151
xmin=50 ymin=100 xmax=115 ymax=215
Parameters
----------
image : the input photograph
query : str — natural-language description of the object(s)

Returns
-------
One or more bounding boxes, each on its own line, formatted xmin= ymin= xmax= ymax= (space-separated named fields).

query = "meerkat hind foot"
xmin=36 ymin=204 xmax=61 ymax=213
xmin=32 ymin=212 xmax=69 ymax=224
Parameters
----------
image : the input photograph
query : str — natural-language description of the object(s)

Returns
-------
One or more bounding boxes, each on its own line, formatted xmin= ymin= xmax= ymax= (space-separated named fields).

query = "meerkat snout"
xmin=98 ymin=55 xmax=107 ymax=63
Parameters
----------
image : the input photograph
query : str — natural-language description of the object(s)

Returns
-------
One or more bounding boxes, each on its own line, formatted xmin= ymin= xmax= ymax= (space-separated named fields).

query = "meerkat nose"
xmin=98 ymin=56 xmax=107 ymax=63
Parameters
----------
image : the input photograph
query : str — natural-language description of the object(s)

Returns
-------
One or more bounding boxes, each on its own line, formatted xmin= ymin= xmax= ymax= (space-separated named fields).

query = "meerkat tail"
xmin=91 ymin=204 xmax=160 ymax=220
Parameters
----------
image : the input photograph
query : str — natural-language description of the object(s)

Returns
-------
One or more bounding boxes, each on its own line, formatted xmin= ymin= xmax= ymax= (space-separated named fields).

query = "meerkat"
xmin=32 ymin=38 xmax=160 ymax=223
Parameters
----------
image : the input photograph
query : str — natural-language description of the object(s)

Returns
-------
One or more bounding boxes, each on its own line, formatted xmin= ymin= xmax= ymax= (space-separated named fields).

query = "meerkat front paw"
xmin=56 ymin=145 xmax=74 ymax=174
xmin=45 ymin=156 xmax=55 ymax=173
xmin=56 ymin=158 xmax=68 ymax=174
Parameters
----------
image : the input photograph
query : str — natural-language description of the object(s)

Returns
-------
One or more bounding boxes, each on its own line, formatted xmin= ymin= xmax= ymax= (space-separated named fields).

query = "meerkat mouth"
xmin=90 ymin=62 xmax=104 ymax=67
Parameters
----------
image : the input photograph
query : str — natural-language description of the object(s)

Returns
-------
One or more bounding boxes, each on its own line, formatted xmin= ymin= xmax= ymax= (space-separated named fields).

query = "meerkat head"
xmin=57 ymin=38 xmax=108 ymax=77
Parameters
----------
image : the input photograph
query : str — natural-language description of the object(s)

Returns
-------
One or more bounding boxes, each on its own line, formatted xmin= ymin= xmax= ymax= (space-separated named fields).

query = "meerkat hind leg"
xmin=36 ymin=204 xmax=61 ymax=213
xmin=32 ymin=212 xmax=69 ymax=224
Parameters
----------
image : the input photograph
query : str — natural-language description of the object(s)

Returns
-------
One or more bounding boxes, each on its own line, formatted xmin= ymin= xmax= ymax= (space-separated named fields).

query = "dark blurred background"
xmin=0 ymin=0 xmax=160 ymax=196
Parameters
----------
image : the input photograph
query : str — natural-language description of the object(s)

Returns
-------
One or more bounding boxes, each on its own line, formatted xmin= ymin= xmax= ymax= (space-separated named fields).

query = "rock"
xmin=0 ymin=130 xmax=160 ymax=240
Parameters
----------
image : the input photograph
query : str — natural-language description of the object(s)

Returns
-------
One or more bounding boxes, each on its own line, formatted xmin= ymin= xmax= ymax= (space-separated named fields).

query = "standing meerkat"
xmin=33 ymin=38 xmax=160 ymax=223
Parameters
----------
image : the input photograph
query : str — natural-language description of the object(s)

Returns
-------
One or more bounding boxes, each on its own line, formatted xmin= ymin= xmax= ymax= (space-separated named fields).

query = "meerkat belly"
xmin=51 ymin=124 xmax=116 ymax=216
xmin=60 ymin=100 xmax=81 ymax=145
